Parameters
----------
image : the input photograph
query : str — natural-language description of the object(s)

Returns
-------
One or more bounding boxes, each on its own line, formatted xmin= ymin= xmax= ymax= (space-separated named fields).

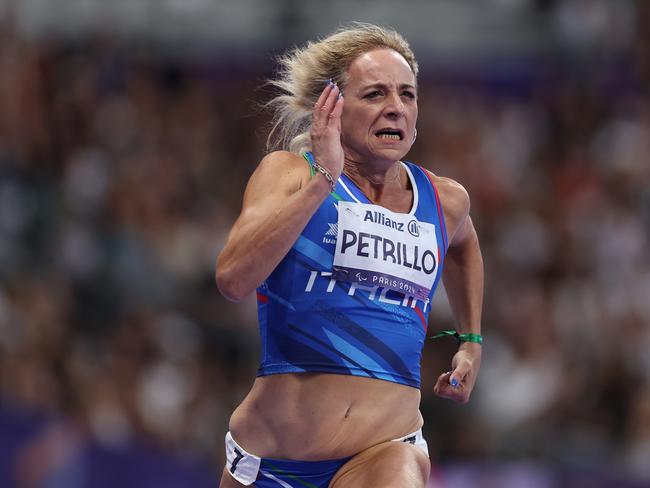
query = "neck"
xmin=342 ymin=158 xmax=402 ymax=187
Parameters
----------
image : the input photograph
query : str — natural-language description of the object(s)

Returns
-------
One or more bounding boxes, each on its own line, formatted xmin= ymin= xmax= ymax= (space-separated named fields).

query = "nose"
xmin=384 ymin=91 xmax=405 ymax=118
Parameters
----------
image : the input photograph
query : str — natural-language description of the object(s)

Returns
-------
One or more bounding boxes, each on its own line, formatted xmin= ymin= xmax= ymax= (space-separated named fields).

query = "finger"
xmin=433 ymin=371 xmax=451 ymax=396
xmin=449 ymin=362 xmax=471 ymax=389
xmin=320 ymin=83 xmax=340 ymax=119
xmin=439 ymin=371 xmax=452 ymax=384
xmin=328 ymin=92 xmax=344 ymax=128
xmin=314 ymin=81 xmax=335 ymax=112
xmin=440 ymin=390 xmax=469 ymax=404
xmin=434 ymin=378 xmax=468 ymax=403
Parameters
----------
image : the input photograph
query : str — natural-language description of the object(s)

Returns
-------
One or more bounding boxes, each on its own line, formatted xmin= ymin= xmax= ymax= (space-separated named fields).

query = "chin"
xmin=373 ymin=146 xmax=409 ymax=161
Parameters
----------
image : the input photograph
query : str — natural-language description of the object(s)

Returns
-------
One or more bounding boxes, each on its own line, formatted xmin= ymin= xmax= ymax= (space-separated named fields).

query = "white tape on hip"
xmin=225 ymin=432 xmax=261 ymax=486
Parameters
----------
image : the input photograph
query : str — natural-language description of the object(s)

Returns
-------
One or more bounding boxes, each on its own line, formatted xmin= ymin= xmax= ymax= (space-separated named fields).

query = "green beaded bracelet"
xmin=432 ymin=330 xmax=483 ymax=344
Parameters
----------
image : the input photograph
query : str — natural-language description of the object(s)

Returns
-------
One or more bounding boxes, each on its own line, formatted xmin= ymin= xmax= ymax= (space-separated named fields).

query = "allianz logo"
xmin=365 ymin=211 xmax=420 ymax=237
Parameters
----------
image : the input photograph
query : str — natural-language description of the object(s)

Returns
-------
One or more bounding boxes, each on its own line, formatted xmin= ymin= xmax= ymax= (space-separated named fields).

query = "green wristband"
xmin=432 ymin=330 xmax=483 ymax=345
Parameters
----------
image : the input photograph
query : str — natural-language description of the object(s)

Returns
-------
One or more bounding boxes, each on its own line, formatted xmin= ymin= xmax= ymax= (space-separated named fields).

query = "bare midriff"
xmin=228 ymin=373 xmax=423 ymax=460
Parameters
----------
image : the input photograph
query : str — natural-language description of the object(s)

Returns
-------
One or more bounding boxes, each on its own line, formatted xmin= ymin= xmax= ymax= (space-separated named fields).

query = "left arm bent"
xmin=431 ymin=176 xmax=484 ymax=404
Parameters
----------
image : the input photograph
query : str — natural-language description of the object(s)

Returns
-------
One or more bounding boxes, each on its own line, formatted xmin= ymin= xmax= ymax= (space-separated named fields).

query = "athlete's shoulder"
xmin=251 ymin=151 xmax=312 ymax=191
xmin=419 ymin=170 xmax=470 ymax=233
xmin=422 ymin=170 xmax=469 ymax=208
xmin=259 ymin=150 xmax=310 ymax=172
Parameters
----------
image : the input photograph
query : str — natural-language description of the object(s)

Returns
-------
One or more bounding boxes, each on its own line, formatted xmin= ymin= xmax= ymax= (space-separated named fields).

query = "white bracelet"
xmin=312 ymin=161 xmax=336 ymax=191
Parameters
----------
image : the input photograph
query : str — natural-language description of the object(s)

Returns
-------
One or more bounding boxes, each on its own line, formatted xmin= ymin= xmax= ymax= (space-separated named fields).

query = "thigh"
xmin=329 ymin=441 xmax=430 ymax=488
xmin=220 ymin=467 xmax=247 ymax=488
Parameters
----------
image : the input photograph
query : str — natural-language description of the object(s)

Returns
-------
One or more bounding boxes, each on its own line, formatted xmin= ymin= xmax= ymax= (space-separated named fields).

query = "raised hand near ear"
xmin=310 ymin=81 xmax=345 ymax=181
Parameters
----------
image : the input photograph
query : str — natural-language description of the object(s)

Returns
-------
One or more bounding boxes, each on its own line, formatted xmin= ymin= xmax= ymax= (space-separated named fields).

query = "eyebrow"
xmin=360 ymin=82 xmax=417 ymax=91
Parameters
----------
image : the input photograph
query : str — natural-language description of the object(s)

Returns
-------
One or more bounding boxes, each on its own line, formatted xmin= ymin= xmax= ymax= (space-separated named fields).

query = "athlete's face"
xmin=340 ymin=48 xmax=418 ymax=164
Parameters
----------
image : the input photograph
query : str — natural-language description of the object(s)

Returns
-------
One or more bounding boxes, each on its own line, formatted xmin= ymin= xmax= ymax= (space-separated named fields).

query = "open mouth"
xmin=375 ymin=128 xmax=404 ymax=141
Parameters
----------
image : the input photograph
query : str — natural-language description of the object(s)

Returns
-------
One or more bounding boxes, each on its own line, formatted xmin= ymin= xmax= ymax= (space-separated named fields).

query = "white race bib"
xmin=333 ymin=202 xmax=439 ymax=300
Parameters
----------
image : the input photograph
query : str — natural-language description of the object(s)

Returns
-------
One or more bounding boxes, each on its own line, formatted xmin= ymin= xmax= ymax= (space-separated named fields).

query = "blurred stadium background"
xmin=0 ymin=0 xmax=648 ymax=486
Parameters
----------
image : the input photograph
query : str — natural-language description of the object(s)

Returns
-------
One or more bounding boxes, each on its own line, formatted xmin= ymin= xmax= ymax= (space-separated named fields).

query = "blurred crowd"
xmin=0 ymin=3 xmax=649 ymax=487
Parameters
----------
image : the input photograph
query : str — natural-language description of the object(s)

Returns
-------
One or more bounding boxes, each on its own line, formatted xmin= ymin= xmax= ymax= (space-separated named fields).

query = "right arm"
xmin=216 ymin=151 xmax=331 ymax=301
xmin=216 ymin=81 xmax=344 ymax=301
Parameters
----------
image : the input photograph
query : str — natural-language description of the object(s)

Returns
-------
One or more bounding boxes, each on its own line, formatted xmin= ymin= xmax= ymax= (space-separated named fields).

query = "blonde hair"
xmin=266 ymin=23 xmax=418 ymax=154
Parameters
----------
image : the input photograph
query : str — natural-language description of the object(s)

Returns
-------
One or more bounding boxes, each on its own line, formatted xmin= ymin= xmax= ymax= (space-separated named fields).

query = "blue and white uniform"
xmin=227 ymin=153 xmax=448 ymax=487
xmin=256 ymin=152 xmax=448 ymax=388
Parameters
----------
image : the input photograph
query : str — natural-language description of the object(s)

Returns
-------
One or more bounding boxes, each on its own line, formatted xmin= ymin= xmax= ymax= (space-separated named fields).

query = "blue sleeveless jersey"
xmin=256 ymin=154 xmax=449 ymax=388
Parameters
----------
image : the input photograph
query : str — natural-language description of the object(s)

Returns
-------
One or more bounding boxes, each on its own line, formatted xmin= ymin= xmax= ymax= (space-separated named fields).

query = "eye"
xmin=402 ymin=90 xmax=416 ymax=100
xmin=364 ymin=90 xmax=382 ymax=99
